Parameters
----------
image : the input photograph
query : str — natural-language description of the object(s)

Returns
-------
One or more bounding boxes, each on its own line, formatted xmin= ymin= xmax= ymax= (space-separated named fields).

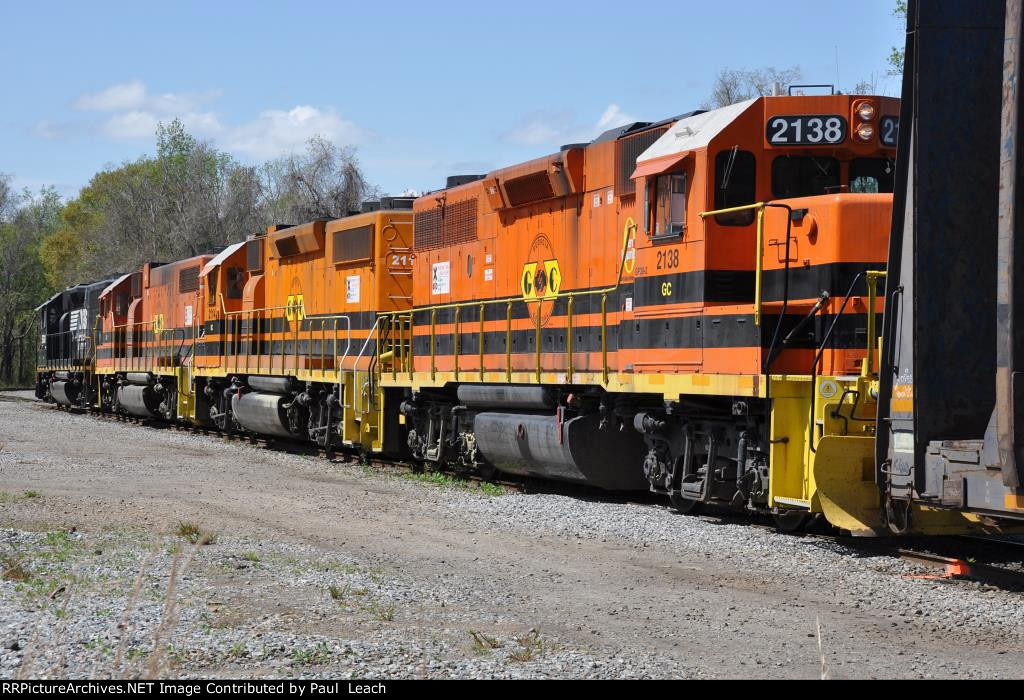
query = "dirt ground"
xmin=1 ymin=391 xmax=1022 ymax=679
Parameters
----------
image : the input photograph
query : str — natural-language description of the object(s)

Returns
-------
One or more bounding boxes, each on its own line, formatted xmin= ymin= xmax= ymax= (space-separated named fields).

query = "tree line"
xmin=0 ymin=120 xmax=373 ymax=387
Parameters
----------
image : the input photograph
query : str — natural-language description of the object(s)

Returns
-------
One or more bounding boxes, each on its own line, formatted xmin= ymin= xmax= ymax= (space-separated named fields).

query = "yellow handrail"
xmin=376 ymin=217 xmax=637 ymax=384
xmin=699 ymin=202 xmax=768 ymax=326
xmin=215 ymin=293 xmax=351 ymax=376
xmin=862 ymin=271 xmax=888 ymax=378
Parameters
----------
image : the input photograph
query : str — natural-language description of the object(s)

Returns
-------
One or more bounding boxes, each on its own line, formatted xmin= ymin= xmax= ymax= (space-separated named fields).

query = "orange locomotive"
xmin=40 ymin=94 xmax=920 ymax=532
xmin=387 ymin=93 xmax=899 ymax=526
xmin=189 ymin=201 xmax=415 ymax=453
xmin=94 ymin=256 xmax=212 ymax=420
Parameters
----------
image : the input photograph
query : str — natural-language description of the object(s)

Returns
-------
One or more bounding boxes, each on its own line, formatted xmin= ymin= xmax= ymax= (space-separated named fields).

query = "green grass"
xmin=479 ymin=481 xmax=506 ymax=497
xmin=242 ymin=551 xmax=260 ymax=563
xmin=175 ymin=521 xmax=217 ymax=545
xmin=290 ymin=642 xmax=331 ymax=666
xmin=509 ymin=630 xmax=544 ymax=663
xmin=3 ymin=530 xmax=89 ymax=603
xmin=2 ymin=555 xmax=29 ymax=582
xmin=400 ymin=470 xmax=507 ymax=497
xmin=469 ymin=631 xmax=502 ymax=655
xmin=0 ymin=490 xmax=43 ymax=504
xmin=367 ymin=601 xmax=396 ymax=622
xmin=328 ymin=584 xmax=349 ymax=601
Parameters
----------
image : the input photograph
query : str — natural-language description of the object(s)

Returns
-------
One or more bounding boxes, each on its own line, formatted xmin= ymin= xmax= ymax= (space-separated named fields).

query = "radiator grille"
xmin=504 ymin=172 xmax=554 ymax=207
xmin=178 ymin=265 xmax=200 ymax=293
xmin=414 ymin=208 xmax=444 ymax=251
xmin=616 ymin=126 xmax=670 ymax=196
xmin=414 ymin=199 xmax=478 ymax=251
xmin=333 ymin=225 xmax=373 ymax=263
xmin=443 ymin=199 xmax=477 ymax=246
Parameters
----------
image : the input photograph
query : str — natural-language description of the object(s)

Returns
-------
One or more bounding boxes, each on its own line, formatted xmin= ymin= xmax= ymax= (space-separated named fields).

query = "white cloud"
xmin=37 ymin=81 xmax=369 ymax=161
xmin=500 ymin=110 xmax=575 ymax=147
xmin=595 ymin=104 xmax=639 ymax=133
xmin=72 ymin=81 xmax=148 ymax=111
xmin=225 ymin=105 xmax=370 ymax=160
xmin=500 ymin=103 xmax=640 ymax=148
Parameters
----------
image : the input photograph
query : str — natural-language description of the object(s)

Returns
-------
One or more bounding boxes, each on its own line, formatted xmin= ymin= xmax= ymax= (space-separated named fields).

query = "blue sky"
xmin=1 ymin=1 xmax=905 ymax=200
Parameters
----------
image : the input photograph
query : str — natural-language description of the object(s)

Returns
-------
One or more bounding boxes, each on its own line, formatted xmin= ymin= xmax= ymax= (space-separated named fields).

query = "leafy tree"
xmin=889 ymin=0 xmax=908 ymax=75
xmin=41 ymin=122 xmax=373 ymax=290
xmin=0 ymin=180 xmax=59 ymax=385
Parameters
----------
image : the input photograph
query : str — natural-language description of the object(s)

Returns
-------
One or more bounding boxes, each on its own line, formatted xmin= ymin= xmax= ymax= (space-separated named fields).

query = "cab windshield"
xmin=771 ymin=156 xmax=840 ymax=199
xmin=850 ymin=157 xmax=896 ymax=194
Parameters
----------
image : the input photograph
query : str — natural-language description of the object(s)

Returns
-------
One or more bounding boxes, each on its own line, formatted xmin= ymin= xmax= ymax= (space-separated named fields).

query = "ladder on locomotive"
xmin=376 ymin=239 xmax=414 ymax=378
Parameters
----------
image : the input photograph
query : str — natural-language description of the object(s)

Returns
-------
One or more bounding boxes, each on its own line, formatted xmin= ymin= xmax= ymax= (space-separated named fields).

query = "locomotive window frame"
xmin=714 ymin=149 xmax=757 ymax=226
xmin=226 ymin=267 xmax=244 ymax=300
xmin=850 ymin=157 xmax=896 ymax=194
xmin=647 ymin=172 xmax=688 ymax=242
xmin=771 ymin=155 xmax=841 ymax=199
xmin=207 ymin=269 xmax=219 ymax=306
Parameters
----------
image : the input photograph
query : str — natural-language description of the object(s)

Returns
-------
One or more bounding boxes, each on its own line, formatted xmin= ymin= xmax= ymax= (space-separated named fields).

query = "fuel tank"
xmin=50 ymin=380 xmax=80 ymax=407
xmin=472 ymin=412 xmax=648 ymax=490
xmin=231 ymin=391 xmax=295 ymax=438
xmin=117 ymin=384 xmax=161 ymax=418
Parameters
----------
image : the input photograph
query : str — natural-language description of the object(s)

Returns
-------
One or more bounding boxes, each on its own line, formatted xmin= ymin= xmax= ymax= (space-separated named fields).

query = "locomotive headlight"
xmin=855 ymin=123 xmax=876 ymax=142
xmin=857 ymin=102 xmax=877 ymax=121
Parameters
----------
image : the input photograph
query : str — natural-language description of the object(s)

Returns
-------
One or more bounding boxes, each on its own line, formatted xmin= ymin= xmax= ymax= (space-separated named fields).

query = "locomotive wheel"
xmin=669 ymin=492 xmax=703 ymax=515
xmin=772 ymin=510 xmax=811 ymax=533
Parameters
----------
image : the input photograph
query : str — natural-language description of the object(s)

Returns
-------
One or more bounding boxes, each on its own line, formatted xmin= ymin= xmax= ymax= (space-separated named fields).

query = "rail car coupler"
xmin=634 ymin=413 xmax=666 ymax=435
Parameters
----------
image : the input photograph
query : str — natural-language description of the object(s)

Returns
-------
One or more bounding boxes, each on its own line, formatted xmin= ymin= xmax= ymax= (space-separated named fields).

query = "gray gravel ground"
xmin=1 ymin=391 xmax=1023 ymax=679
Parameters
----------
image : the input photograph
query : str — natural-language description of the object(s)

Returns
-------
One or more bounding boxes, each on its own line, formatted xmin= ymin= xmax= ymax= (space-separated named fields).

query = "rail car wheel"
xmin=772 ymin=510 xmax=811 ymax=533
xmin=669 ymin=493 xmax=703 ymax=515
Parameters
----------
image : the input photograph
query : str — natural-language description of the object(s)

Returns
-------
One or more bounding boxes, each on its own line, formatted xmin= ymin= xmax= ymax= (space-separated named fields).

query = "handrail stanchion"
xmin=506 ymin=301 xmax=512 ymax=383
xmin=479 ymin=303 xmax=485 ymax=381
xmin=567 ymin=294 xmax=574 ymax=384
xmin=391 ymin=314 xmax=398 ymax=381
xmin=535 ymin=302 xmax=542 ymax=384
xmin=407 ymin=314 xmax=414 ymax=381
xmin=430 ymin=309 xmax=437 ymax=381
xmin=454 ymin=306 xmax=461 ymax=381
xmin=862 ymin=271 xmax=888 ymax=378
xmin=601 ymin=293 xmax=609 ymax=385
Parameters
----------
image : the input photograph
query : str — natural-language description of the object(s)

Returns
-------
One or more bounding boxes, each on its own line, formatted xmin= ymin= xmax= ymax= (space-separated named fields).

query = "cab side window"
xmin=226 ymin=267 xmax=244 ymax=300
xmin=714 ymin=149 xmax=757 ymax=226
xmin=207 ymin=269 xmax=218 ymax=306
xmin=650 ymin=173 xmax=688 ymax=240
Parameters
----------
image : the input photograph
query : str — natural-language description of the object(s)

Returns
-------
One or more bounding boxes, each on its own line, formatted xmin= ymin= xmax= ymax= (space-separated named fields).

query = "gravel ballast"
xmin=1 ymin=391 xmax=1022 ymax=679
